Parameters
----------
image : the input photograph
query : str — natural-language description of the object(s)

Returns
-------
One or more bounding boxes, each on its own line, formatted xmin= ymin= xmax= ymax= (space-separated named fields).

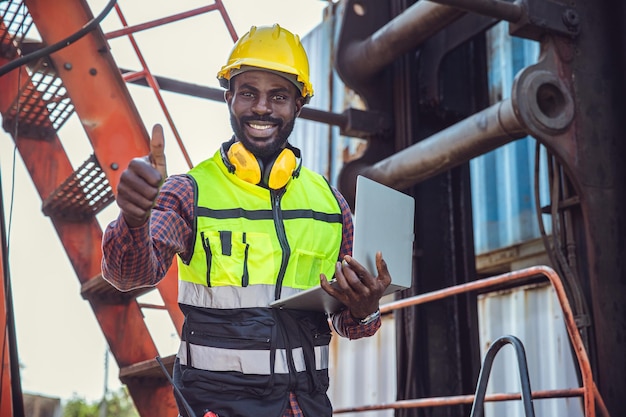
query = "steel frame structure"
xmin=0 ymin=0 xmax=623 ymax=416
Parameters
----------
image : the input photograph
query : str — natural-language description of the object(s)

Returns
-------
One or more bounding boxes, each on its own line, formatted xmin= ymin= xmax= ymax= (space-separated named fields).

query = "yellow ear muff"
xmin=227 ymin=141 xmax=262 ymax=185
xmin=265 ymin=148 xmax=297 ymax=189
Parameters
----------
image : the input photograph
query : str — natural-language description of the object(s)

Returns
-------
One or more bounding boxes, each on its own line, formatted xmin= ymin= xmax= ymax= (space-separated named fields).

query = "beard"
xmin=230 ymin=113 xmax=296 ymax=160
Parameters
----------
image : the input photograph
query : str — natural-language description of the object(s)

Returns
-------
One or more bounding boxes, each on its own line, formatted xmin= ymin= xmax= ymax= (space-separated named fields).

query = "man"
xmin=102 ymin=24 xmax=391 ymax=417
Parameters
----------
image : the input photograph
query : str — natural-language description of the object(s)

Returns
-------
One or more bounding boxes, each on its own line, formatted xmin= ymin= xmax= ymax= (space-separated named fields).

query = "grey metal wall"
xmin=329 ymin=313 xmax=397 ymax=417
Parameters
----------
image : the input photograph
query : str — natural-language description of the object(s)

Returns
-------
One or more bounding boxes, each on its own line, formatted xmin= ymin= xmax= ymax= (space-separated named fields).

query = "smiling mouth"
xmin=248 ymin=122 xmax=275 ymax=130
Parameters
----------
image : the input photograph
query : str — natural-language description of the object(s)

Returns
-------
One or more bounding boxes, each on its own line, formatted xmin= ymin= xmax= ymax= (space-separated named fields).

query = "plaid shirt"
xmin=102 ymin=173 xmax=381 ymax=416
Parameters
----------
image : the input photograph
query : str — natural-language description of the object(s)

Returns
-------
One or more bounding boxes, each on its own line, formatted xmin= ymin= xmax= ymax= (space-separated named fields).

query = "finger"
xmin=129 ymin=156 xmax=164 ymax=188
xmin=331 ymin=256 xmax=369 ymax=296
xmin=375 ymin=252 xmax=392 ymax=286
xmin=320 ymin=272 xmax=333 ymax=291
xmin=342 ymin=255 xmax=373 ymax=285
xmin=321 ymin=261 xmax=346 ymax=290
xmin=116 ymin=182 xmax=155 ymax=228
xmin=118 ymin=200 xmax=151 ymax=228
xmin=149 ymin=124 xmax=167 ymax=179
xmin=118 ymin=170 xmax=160 ymax=206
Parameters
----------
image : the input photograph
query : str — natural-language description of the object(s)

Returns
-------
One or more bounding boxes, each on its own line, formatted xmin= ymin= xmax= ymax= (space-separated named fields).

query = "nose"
xmin=251 ymin=96 xmax=271 ymax=115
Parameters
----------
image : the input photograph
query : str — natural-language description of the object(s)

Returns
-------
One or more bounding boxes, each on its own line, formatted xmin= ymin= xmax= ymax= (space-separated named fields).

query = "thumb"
xmin=149 ymin=123 xmax=167 ymax=179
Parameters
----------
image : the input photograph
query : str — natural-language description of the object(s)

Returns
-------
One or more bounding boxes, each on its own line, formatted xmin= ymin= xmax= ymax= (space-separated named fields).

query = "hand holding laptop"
xmin=320 ymin=252 xmax=391 ymax=320
xmin=268 ymin=176 xmax=414 ymax=314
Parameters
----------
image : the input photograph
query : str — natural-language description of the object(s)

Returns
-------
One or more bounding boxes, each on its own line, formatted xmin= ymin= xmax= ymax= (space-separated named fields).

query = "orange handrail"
xmin=109 ymin=1 xmax=239 ymax=170
xmin=334 ymin=265 xmax=609 ymax=417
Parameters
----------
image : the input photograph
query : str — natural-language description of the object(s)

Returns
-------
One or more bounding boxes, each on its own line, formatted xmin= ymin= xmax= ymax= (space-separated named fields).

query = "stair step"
xmin=81 ymin=274 xmax=153 ymax=303
xmin=119 ymin=354 xmax=176 ymax=384
xmin=42 ymin=154 xmax=115 ymax=221
xmin=0 ymin=0 xmax=35 ymax=59
xmin=1 ymin=56 xmax=75 ymax=140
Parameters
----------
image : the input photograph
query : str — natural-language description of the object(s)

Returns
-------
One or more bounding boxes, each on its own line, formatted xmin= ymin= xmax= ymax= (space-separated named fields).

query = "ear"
xmin=295 ymin=97 xmax=305 ymax=117
xmin=225 ymin=89 xmax=233 ymax=104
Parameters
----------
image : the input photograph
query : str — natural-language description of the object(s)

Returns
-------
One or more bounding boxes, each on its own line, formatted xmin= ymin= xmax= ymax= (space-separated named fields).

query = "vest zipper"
xmin=200 ymin=231 xmax=213 ymax=287
xmin=242 ymin=232 xmax=249 ymax=287
xmin=271 ymin=189 xmax=291 ymax=300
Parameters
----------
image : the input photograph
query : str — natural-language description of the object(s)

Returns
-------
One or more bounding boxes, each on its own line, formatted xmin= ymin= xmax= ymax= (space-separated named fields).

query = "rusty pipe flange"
xmin=512 ymin=68 xmax=574 ymax=136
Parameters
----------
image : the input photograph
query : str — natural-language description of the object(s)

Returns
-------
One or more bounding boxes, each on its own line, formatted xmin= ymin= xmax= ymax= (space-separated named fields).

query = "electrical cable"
xmin=0 ymin=0 xmax=118 ymax=77
xmin=155 ymin=356 xmax=198 ymax=417
xmin=0 ymin=4 xmax=26 ymax=414
xmin=0 ymin=165 xmax=25 ymax=417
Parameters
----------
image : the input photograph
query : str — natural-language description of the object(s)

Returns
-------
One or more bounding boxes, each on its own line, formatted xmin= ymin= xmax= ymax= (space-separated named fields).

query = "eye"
xmin=272 ymin=94 xmax=288 ymax=102
xmin=240 ymin=91 xmax=255 ymax=99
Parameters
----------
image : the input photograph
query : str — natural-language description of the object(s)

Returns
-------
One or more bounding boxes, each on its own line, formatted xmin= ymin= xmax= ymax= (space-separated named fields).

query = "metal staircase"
xmin=0 ymin=1 xmax=237 ymax=415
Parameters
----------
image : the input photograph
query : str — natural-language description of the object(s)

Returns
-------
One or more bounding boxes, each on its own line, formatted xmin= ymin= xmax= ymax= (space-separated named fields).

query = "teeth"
xmin=249 ymin=123 xmax=272 ymax=130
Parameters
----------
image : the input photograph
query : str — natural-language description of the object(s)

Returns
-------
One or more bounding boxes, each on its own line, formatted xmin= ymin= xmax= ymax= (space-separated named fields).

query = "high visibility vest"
xmin=174 ymin=149 xmax=343 ymax=417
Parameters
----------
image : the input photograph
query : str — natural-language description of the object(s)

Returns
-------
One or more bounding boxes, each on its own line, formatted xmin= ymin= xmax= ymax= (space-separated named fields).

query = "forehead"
xmin=231 ymin=70 xmax=297 ymax=93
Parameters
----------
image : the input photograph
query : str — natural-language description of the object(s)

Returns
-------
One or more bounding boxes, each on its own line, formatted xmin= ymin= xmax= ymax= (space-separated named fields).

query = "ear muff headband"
xmin=223 ymin=141 xmax=299 ymax=189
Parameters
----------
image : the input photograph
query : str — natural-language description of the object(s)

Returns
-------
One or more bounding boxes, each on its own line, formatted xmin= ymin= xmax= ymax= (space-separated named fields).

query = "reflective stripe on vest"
xmin=178 ymin=280 xmax=323 ymax=309
xmin=177 ymin=341 xmax=329 ymax=374
xmin=177 ymin=150 xmax=343 ymax=308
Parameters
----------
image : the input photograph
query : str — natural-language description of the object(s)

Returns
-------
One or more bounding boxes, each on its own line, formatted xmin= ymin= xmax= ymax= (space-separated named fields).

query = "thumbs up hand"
xmin=116 ymin=124 xmax=169 ymax=228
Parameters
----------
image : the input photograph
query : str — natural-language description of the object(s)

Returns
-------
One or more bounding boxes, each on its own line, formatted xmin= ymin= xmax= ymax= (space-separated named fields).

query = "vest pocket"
xmin=201 ymin=230 xmax=275 ymax=286
xmin=286 ymin=249 xmax=333 ymax=289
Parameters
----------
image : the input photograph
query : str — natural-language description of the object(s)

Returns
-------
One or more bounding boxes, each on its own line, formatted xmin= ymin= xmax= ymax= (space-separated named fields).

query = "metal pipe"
xmin=333 ymin=388 xmax=585 ymax=414
xmin=361 ymin=98 xmax=526 ymax=190
xmin=341 ymin=1 xmax=466 ymax=82
xmin=121 ymin=70 xmax=354 ymax=130
xmin=300 ymin=106 xmax=347 ymax=128
xmin=428 ymin=0 xmax=523 ymax=22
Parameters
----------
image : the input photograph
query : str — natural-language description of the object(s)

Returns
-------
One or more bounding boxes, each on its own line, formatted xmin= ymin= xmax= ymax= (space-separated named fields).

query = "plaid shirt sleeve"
xmin=329 ymin=186 xmax=382 ymax=339
xmin=331 ymin=185 xmax=354 ymax=260
xmin=101 ymin=174 xmax=195 ymax=291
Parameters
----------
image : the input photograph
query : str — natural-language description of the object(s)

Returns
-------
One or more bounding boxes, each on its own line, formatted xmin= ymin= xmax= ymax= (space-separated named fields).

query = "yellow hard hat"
xmin=217 ymin=24 xmax=314 ymax=102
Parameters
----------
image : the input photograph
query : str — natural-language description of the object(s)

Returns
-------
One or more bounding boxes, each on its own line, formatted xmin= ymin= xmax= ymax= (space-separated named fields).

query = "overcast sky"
xmin=1 ymin=0 xmax=329 ymax=403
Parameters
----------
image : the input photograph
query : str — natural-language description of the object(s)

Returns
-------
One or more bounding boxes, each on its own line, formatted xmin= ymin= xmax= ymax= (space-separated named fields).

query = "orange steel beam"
xmin=335 ymin=266 xmax=606 ymax=417
xmin=0 ymin=54 xmax=175 ymax=417
xmin=22 ymin=0 xmax=184 ymax=335
xmin=113 ymin=4 xmax=192 ymax=169
xmin=17 ymin=0 xmax=183 ymax=412
xmin=108 ymin=1 xmax=239 ymax=171
xmin=24 ymin=0 xmax=148 ymax=193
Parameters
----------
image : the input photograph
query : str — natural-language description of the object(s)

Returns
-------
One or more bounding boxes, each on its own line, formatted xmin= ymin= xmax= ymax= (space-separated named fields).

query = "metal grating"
xmin=0 ymin=0 xmax=33 ymax=58
xmin=2 ymin=58 xmax=75 ymax=139
xmin=42 ymin=155 xmax=115 ymax=221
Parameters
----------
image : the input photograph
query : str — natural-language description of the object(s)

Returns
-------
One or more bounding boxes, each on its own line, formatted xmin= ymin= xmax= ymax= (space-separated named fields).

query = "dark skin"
xmin=116 ymin=123 xmax=166 ymax=228
xmin=114 ymin=69 xmax=391 ymax=320
xmin=225 ymin=70 xmax=303 ymax=163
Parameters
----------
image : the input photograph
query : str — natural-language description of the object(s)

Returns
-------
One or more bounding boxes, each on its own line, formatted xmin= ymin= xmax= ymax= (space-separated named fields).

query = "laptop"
xmin=269 ymin=175 xmax=415 ymax=314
